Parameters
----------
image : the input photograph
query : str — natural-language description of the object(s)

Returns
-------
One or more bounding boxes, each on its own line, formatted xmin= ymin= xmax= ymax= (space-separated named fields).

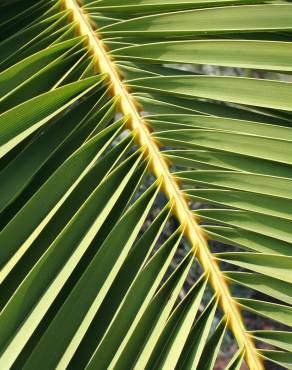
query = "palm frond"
xmin=1 ymin=0 xmax=292 ymax=369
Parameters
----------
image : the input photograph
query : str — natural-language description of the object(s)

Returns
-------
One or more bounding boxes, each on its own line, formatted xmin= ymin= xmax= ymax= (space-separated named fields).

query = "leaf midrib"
xmin=62 ymin=1 xmax=263 ymax=368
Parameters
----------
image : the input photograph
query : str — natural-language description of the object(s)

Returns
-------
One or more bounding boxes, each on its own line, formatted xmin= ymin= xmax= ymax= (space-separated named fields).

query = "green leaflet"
xmin=0 ymin=37 xmax=83 ymax=97
xmin=85 ymin=0 xmax=266 ymax=12
xmin=176 ymin=296 xmax=218 ymax=370
xmin=0 ymin=0 xmax=60 ymax=40
xmin=238 ymin=299 xmax=292 ymax=327
xmin=101 ymin=5 xmax=292 ymax=36
xmin=0 ymin=0 xmax=50 ymax=36
xmin=0 ymin=150 xmax=145 ymax=368
xmin=129 ymin=75 xmax=292 ymax=111
xmin=146 ymin=274 xmax=207 ymax=370
xmin=0 ymin=48 xmax=88 ymax=112
xmin=68 ymin=204 xmax=172 ymax=369
xmin=198 ymin=209 xmax=292 ymax=243
xmin=187 ymin=189 xmax=292 ymax=220
xmin=0 ymin=134 xmax=135 ymax=310
xmin=251 ymin=331 xmax=292 ymax=352
xmin=177 ymin=171 xmax=292 ymax=199
xmin=114 ymin=40 xmax=292 ymax=71
xmin=196 ymin=318 xmax=227 ymax=370
xmin=0 ymin=76 xmax=103 ymax=157
xmin=86 ymin=228 xmax=184 ymax=370
xmin=0 ymin=91 xmax=110 ymax=215
xmin=225 ymin=350 xmax=245 ymax=370
xmin=108 ymin=255 xmax=194 ymax=370
xmin=259 ymin=350 xmax=292 ymax=370
xmin=157 ymin=128 xmax=292 ymax=164
xmin=217 ymin=253 xmax=292 ymax=283
xmin=0 ymin=11 xmax=69 ymax=69
xmin=23 ymin=177 xmax=159 ymax=370
xmin=0 ymin=120 xmax=124 ymax=278
xmin=205 ymin=226 xmax=292 ymax=256
xmin=225 ymin=272 xmax=292 ymax=306
xmin=137 ymin=93 xmax=286 ymax=124
xmin=150 ymin=114 xmax=292 ymax=140
xmin=165 ymin=149 xmax=292 ymax=179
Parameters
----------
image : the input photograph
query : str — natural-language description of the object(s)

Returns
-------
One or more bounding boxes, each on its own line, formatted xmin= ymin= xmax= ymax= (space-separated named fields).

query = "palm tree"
xmin=1 ymin=0 xmax=292 ymax=369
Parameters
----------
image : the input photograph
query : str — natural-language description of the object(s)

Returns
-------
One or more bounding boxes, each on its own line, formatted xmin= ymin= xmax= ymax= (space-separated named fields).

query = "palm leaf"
xmin=1 ymin=0 xmax=292 ymax=369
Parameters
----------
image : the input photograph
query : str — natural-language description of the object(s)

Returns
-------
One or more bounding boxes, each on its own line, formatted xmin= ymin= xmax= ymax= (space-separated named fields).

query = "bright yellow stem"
xmin=62 ymin=1 xmax=263 ymax=368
